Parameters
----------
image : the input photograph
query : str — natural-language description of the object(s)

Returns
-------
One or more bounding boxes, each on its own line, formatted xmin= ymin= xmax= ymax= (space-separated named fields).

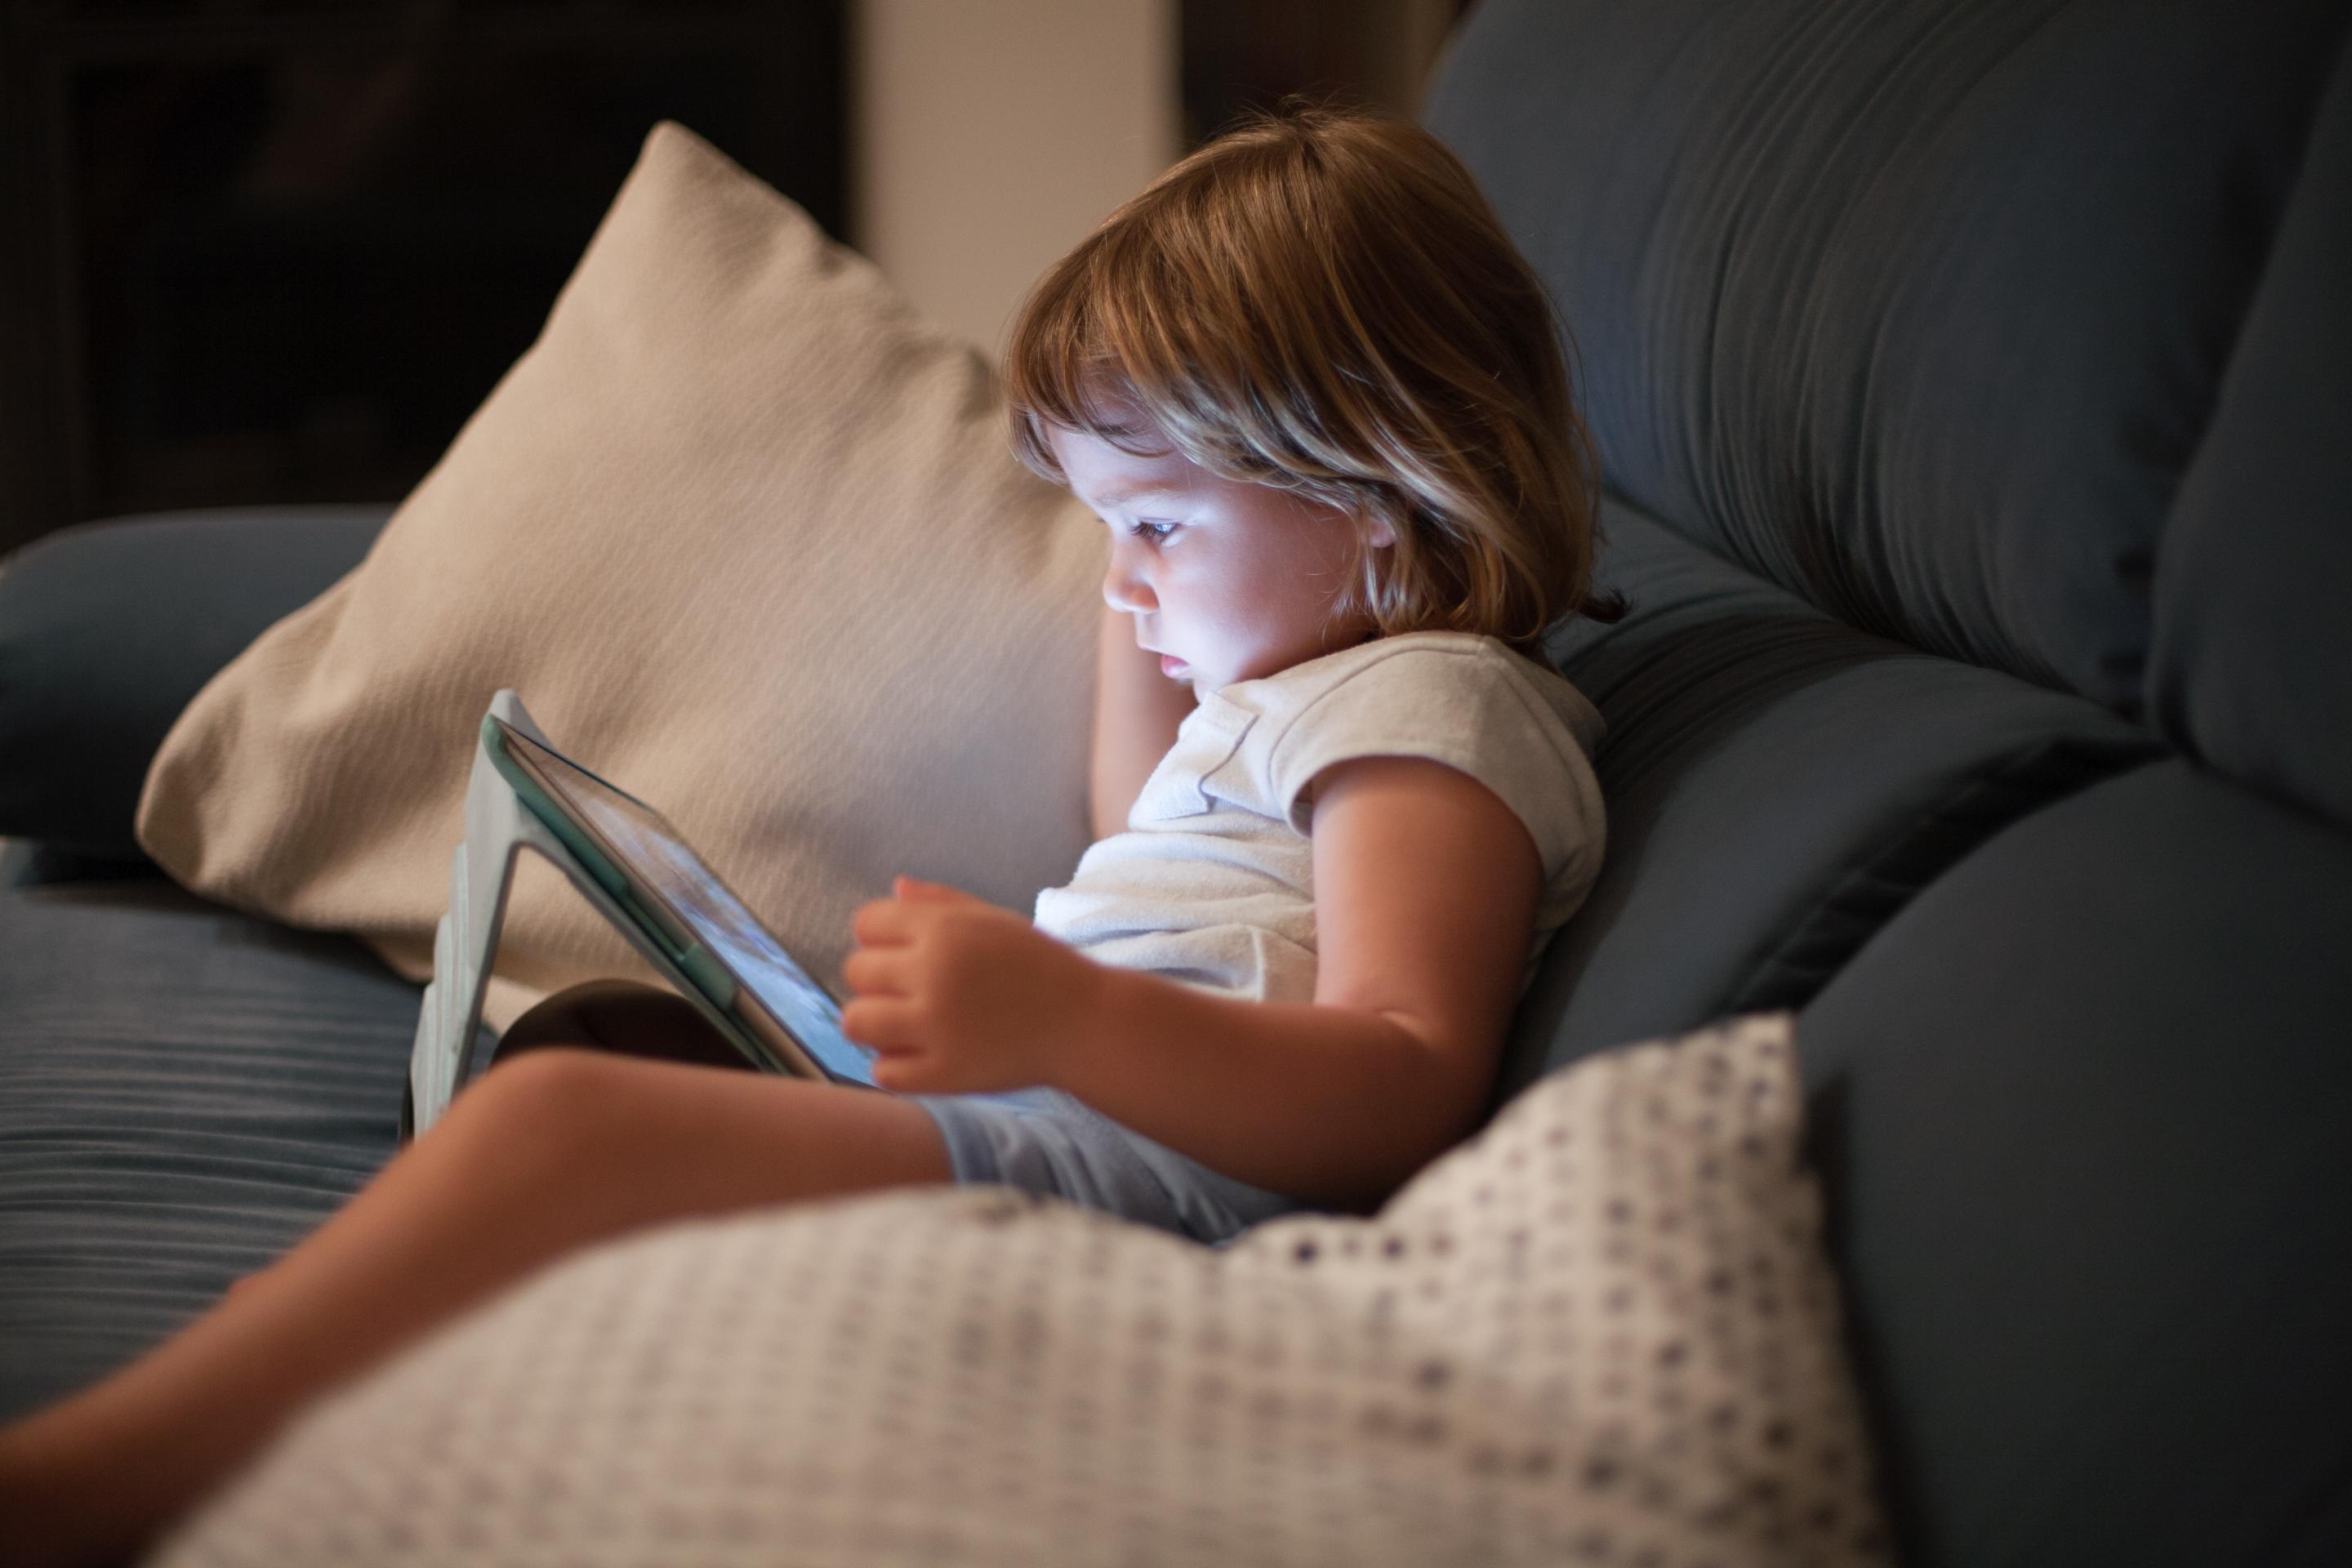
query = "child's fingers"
xmin=851 ymin=898 xmax=914 ymax=945
xmin=868 ymin=1055 xmax=936 ymax=1094
xmin=893 ymin=875 xmax=980 ymax=905
xmin=841 ymin=947 xmax=911 ymax=997
xmin=840 ymin=996 xmax=923 ymax=1052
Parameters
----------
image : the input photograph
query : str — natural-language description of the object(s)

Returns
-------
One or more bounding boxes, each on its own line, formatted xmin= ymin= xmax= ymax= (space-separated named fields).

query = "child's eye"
xmin=1128 ymin=519 xmax=1178 ymax=545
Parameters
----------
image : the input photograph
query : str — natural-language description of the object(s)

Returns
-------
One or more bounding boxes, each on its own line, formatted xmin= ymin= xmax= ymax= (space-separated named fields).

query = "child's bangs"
xmin=1004 ymin=228 xmax=1209 ymax=484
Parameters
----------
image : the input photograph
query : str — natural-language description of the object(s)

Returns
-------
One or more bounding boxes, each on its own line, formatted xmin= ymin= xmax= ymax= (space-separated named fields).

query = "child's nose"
xmin=1102 ymin=549 xmax=1155 ymax=613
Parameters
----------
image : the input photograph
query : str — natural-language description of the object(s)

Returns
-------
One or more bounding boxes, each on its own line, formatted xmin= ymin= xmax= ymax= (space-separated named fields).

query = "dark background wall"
xmin=0 ymin=0 xmax=1466 ymax=557
xmin=0 ymin=0 xmax=846 ymax=555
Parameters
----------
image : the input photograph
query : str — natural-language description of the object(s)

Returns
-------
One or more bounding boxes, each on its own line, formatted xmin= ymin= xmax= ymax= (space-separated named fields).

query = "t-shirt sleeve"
xmin=1266 ymin=644 xmax=1605 ymax=894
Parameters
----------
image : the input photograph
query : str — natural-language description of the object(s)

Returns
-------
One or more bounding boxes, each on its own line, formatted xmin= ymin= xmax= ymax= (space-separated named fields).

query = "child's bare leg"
xmin=211 ymin=978 xmax=740 ymax=1309
xmin=0 ymin=1048 xmax=952 ymax=1566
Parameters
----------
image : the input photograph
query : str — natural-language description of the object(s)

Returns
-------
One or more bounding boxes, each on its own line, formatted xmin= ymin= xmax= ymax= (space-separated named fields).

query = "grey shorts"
xmin=908 ymin=1086 xmax=1309 ymax=1246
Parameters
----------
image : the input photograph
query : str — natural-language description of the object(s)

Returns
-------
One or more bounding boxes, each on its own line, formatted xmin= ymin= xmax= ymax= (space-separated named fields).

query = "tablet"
xmin=483 ymin=715 xmax=880 ymax=1089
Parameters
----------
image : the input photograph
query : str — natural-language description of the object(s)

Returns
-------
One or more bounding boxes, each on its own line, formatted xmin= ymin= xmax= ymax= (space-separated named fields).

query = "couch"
xmin=3 ymin=1 xmax=2347 ymax=1562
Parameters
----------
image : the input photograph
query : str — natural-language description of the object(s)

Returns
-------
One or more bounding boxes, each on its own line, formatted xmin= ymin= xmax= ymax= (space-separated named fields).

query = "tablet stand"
xmin=403 ymin=688 xmax=766 ymax=1140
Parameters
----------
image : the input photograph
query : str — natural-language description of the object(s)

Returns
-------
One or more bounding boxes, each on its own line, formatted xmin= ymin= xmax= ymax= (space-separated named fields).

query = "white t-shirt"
xmin=1033 ymin=630 xmax=1607 ymax=1004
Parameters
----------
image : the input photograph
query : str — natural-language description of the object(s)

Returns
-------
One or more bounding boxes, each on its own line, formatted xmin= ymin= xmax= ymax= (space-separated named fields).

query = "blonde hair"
xmin=1003 ymin=101 xmax=1620 ymax=653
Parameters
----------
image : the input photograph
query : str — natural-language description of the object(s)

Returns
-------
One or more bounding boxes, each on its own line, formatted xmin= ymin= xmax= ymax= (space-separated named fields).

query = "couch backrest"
xmin=1429 ymin=0 xmax=2350 ymax=725
xmin=2148 ymin=29 xmax=2352 ymax=829
xmin=1428 ymin=4 xmax=2352 ymax=1565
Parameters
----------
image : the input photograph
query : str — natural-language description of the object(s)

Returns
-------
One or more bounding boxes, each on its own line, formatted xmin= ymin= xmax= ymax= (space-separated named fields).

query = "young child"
xmin=0 ymin=104 xmax=1614 ymax=1564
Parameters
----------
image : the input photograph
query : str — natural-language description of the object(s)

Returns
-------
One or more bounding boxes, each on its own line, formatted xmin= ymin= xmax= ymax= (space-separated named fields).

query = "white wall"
xmin=852 ymin=0 xmax=1180 ymax=359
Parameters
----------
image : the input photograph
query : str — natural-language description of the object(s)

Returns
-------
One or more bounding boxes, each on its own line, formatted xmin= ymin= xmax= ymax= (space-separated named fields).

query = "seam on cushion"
xmin=1722 ymin=735 xmax=2167 ymax=1018
xmin=2160 ymin=11 xmax=2352 ymax=547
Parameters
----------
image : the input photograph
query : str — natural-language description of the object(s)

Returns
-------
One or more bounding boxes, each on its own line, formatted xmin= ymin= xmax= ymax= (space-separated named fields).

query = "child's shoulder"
xmin=1196 ymin=630 xmax=1606 ymax=864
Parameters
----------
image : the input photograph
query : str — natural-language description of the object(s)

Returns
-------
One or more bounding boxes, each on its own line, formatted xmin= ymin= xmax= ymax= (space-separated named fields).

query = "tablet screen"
xmin=490 ymin=719 xmax=877 ymax=1087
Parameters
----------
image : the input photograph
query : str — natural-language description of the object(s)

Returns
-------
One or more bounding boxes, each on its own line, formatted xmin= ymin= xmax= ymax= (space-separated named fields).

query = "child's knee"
xmin=453 ymin=1045 xmax=638 ymax=1168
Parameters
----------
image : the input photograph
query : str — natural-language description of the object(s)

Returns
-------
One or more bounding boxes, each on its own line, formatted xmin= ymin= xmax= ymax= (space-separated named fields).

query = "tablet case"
xmin=404 ymin=688 xmax=770 ymax=1139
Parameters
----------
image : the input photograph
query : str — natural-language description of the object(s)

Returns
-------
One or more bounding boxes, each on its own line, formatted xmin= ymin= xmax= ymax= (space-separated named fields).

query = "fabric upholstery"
xmin=131 ymin=122 xmax=1105 ymax=1033
xmin=0 ymin=506 xmax=389 ymax=857
xmin=0 ymin=840 xmax=169 ymax=892
xmin=1424 ymin=0 xmax=2352 ymax=714
xmin=6 ymin=6 xmax=2346 ymax=1565
xmin=1503 ymin=499 xmax=2158 ymax=1102
xmin=156 ymin=1016 xmax=1895 ymax=1568
xmin=2149 ymin=28 xmax=2352 ymax=829
xmin=1797 ymin=760 xmax=2352 ymax=1568
xmin=0 ymin=876 xmax=428 ymax=1424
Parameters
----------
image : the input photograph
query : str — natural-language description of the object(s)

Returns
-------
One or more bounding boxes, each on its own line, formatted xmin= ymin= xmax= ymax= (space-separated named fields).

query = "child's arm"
xmin=1065 ymin=754 xmax=1544 ymax=1209
xmin=1089 ymin=603 xmax=1196 ymax=840
xmin=844 ymin=755 xmax=1544 ymax=1214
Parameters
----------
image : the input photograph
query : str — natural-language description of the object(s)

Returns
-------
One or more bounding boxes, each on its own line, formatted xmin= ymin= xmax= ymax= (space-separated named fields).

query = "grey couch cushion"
xmin=0 ymin=505 xmax=390 ymax=858
xmin=1503 ymin=500 xmax=2158 ymax=1102
xmin=0 ymin=874 xmax=434 ymax=1423
xmin=1425 ymin=0 xmax=2352 ymax=713
xmin=1798 ymin=760 xmax=2352 ymax=1568
xmin=2150 ymin=30 xmax=2352 ymax=830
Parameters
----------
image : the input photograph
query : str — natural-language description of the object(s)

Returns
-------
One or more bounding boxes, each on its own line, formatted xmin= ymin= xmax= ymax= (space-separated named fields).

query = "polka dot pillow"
xmin=155 ymin=1013 xmax=1892 ymax=1566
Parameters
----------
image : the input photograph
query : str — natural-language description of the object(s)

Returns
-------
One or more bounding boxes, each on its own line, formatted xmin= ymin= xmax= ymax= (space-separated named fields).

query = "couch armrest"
xmin=0 ymin=505 xmax=390 ymax=858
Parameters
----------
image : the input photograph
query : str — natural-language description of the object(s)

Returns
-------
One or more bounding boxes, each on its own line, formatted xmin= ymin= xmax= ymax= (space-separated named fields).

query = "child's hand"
xmin=840 ymin=875 xmax=1110 ymax=1094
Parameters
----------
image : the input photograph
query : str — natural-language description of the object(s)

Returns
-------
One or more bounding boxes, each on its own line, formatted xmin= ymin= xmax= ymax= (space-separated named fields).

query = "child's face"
xmin=1049 ymin=419 xmax=1392 ymax=693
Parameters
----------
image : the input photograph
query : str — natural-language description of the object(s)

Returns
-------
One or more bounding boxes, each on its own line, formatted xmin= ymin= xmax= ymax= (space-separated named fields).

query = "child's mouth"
xmin=1160 ymin=655 xmax=1188 ymax=677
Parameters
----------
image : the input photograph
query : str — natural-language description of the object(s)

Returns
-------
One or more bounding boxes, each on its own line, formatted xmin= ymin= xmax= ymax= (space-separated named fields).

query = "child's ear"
xmin=1364 ymin=514 xmax=1397 ymax=549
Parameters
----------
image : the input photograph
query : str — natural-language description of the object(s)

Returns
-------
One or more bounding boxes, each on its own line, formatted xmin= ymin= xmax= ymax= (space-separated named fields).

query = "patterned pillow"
xmin=154 ymin=1014 xmax=1891 ymax=1566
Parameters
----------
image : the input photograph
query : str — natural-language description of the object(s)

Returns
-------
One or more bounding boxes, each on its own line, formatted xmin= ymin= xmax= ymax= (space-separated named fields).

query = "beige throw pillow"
xmin=154 ymin=1013 xmax=1892 ymax=1567
xmin=135 ymin=122 xmax=1105 ymax=1029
